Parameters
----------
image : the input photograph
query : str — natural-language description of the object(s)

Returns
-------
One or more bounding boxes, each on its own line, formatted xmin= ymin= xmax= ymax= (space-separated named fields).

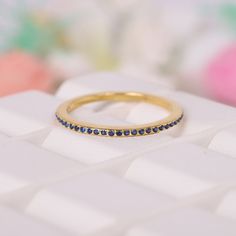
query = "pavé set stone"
xmin=55 ymin=113 xmax=183 ymax=137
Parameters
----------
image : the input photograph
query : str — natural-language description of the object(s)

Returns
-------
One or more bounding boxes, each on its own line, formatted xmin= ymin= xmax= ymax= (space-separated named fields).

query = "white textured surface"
xmin=26 ymin=173 xmax=173 ymax=235
xmin=127 ymin=208 xmax=236 ymax=236
xmin=0 ymin=132 xmax=10 ymax=146
xmin=171 ymin=92 xmax=236 ymax=135
xmin=0 ymin=206 xmax=73 ymax=236
xmin=125 ymin=142 xmax=236 ymax=197
xmin=216 ymin=190 xmax=236 ymax=221
xmin=209 ymin=125 xmax=236 ymax=158
xmin=0 ymin=91 xmax=61 ymax=136
xmin=0 ymin=140 xmax=82 ymax=194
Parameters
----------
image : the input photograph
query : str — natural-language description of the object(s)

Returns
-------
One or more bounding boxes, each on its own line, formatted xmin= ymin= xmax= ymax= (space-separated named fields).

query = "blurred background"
xmin=0 ymin=0 xmax=236 ymax=106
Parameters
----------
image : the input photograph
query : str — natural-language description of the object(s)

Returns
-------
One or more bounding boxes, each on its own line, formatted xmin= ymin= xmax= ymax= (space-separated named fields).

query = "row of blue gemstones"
xmin=55 ymin=113 xmax=183 ymax=137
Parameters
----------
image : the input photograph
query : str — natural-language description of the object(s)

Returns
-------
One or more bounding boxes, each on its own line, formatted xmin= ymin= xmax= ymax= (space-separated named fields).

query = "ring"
xmin=55 ymin=91 xmax=184 ymax=137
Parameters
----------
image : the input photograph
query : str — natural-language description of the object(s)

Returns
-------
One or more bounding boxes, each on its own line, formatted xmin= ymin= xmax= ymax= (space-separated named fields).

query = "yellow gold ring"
xmin=55 ymin=91 xmax=184 ymax=137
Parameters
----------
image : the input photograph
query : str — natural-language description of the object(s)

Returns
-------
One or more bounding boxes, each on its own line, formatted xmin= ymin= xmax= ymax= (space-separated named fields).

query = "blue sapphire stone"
xmin=165 ymin=124 xmax=169 ymax=129
xmin=69 ymin=123 xmax=74 ymax=129
xmin=124 ymin=130 xmax=130 ymax=136
xmin=138 ymin=129 xmax=145 ymax=135
xmin=64 ymin=122 xmax=69 ymax=128
xmin=101 ymin=130 xmax=107 ymax=135
xmin=74 ymin=126 xmax=80 ymax=131
xmin=87 ymin=128 xmax=93 ymax=134
xmin=116 ymin=130 xmax=123 ymax=136
xmin=94 ymin=129 xmax=99 ymax=135
xmin=80 ymin=127 xmax=86 ymax=133
xmin=153 ymin=127 xmax=158 ymax=133
xmin=159 ymin=126 xmax=164 ymax=131
xmin=108 ymin=130 xmax=115 ymax=136
xmin=146 ymin=128 xmax=151 ymax=134
xmin=131 ymin=129 xmax=137 ymax=135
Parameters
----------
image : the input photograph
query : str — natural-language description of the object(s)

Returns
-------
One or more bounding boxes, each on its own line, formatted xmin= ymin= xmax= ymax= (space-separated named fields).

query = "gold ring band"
xmin=55 ymin=91 xmax=184 ymax=137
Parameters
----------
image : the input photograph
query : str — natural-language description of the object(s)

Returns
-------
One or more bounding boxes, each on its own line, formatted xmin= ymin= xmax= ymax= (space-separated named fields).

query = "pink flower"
xmin=0 ymin=51 xmax=54 ymax=96
xmin=205 ymin=45 xmax=236 ymax=106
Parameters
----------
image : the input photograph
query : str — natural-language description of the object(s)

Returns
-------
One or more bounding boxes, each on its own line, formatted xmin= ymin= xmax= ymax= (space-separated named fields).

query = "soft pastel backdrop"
xmin=0 ymin=0 xmax=236 ymax=106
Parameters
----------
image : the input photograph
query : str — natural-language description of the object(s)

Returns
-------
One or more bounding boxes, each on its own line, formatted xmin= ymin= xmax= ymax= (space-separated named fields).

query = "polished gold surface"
xmin=55 ymin=91 xmax=184 ymax=137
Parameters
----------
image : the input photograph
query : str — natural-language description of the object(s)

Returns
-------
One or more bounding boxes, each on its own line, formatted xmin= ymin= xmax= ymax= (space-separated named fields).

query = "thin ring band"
xmin=55 ymin=91 xmax=184 ymax=137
